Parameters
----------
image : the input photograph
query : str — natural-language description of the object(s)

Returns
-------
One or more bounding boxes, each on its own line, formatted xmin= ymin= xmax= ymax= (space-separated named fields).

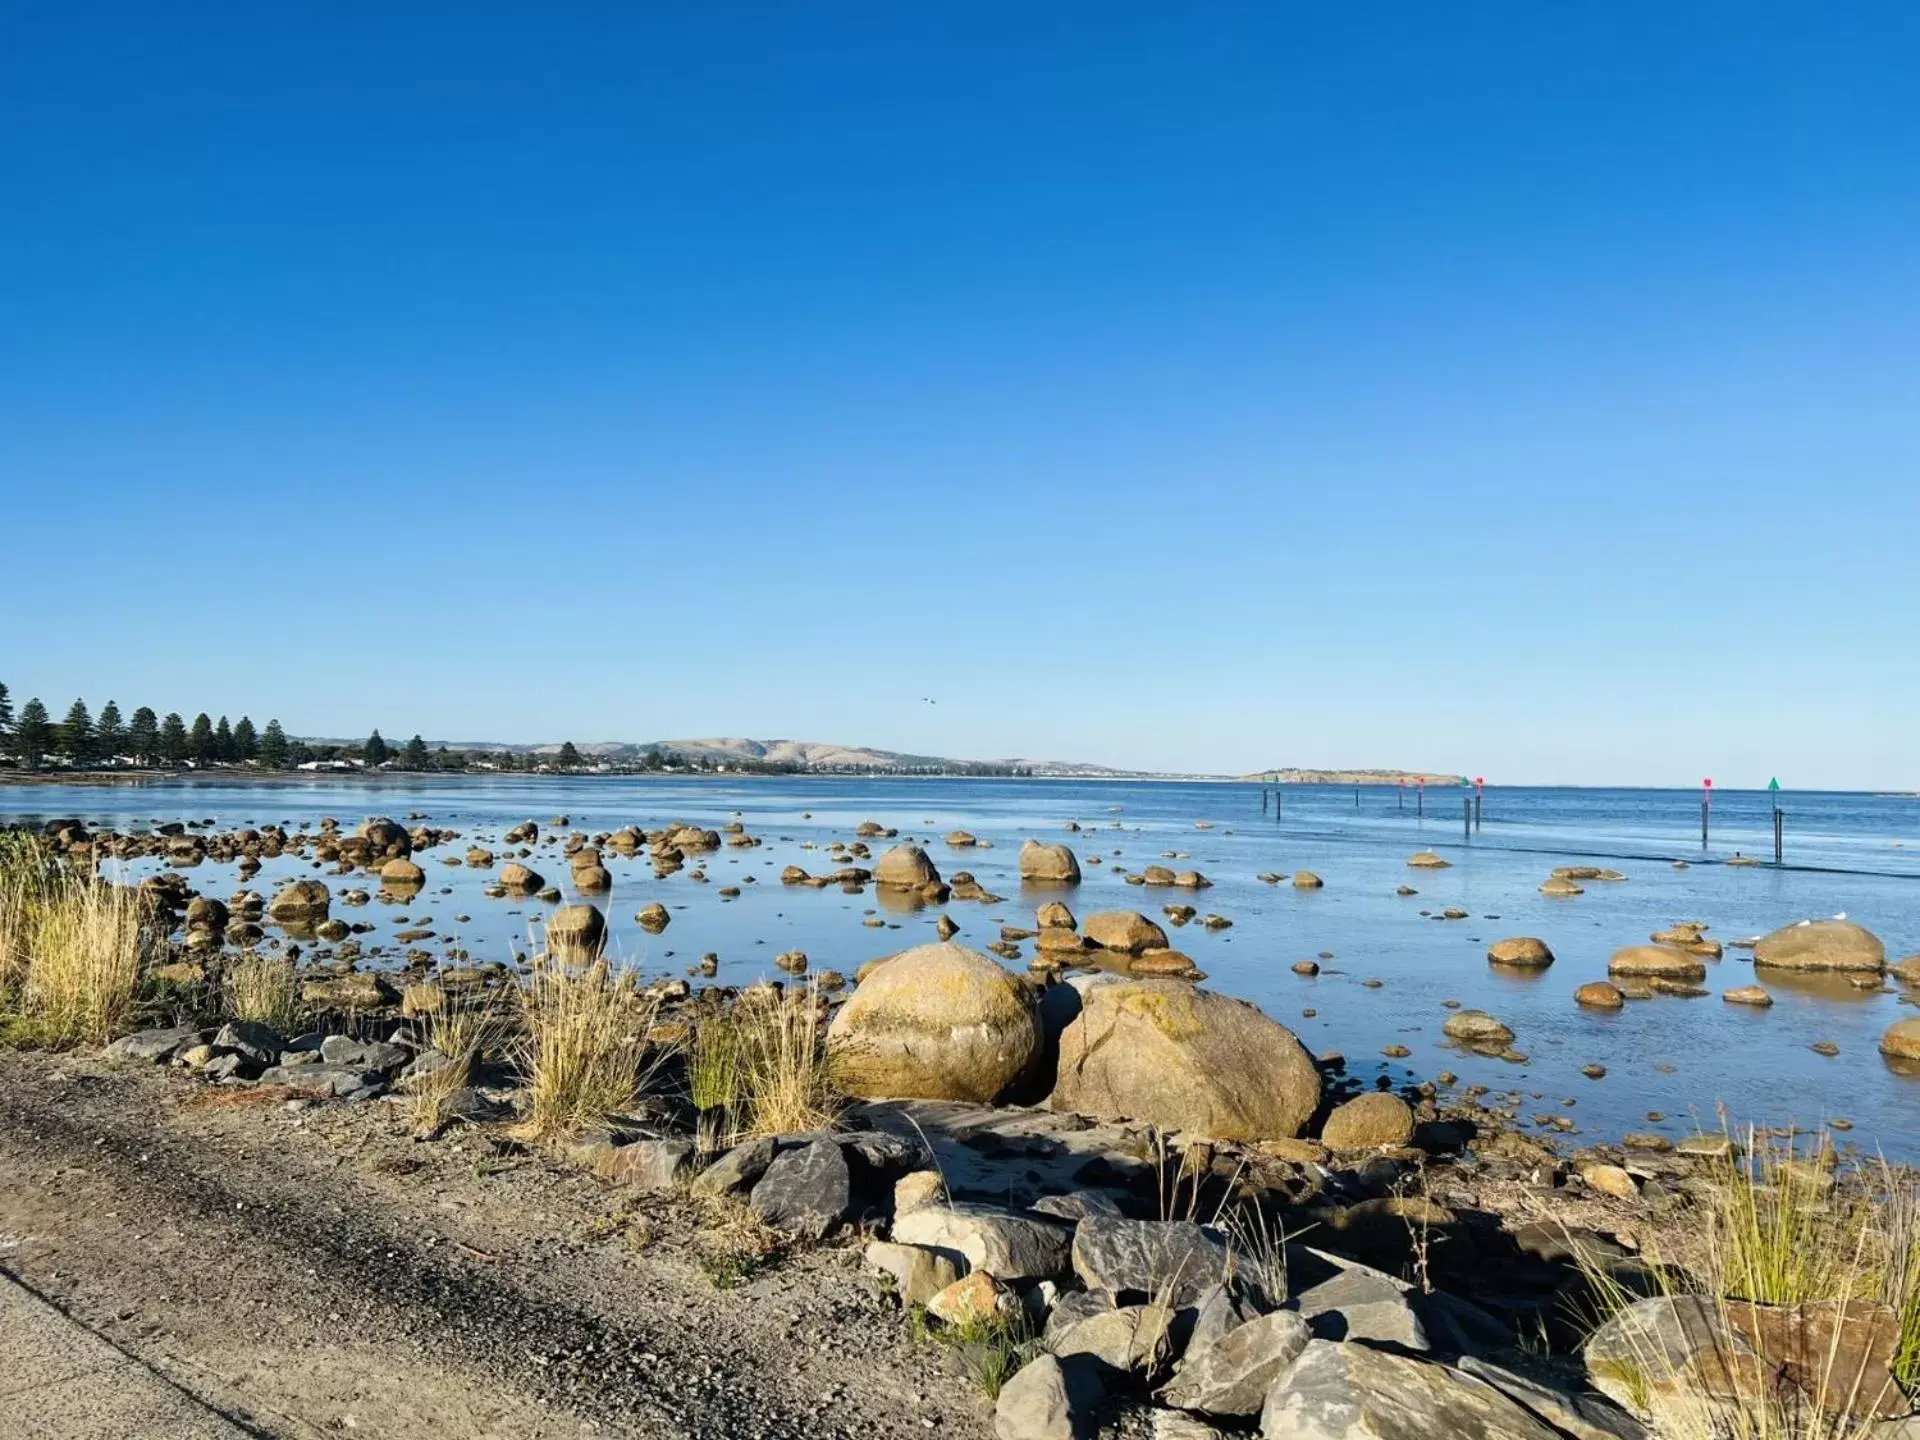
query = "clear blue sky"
xmin=4 ymin=4 xmax=1917 ymax=785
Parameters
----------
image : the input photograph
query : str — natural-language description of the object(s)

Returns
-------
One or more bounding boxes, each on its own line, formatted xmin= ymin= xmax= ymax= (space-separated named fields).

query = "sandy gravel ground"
xmin=0 ymin=1048 xmax=983 ymax=1439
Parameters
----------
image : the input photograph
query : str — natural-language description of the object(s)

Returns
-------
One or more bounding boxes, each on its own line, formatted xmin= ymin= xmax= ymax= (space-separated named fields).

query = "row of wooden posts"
xmin=1258 ymin=780 xmax=1786 ymax=862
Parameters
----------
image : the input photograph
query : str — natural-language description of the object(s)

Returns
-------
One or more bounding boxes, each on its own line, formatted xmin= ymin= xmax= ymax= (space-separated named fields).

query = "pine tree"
xmin=403 ymin=734 xmax=430 ymax=770
xmin=0 ymin=682 xmax=12 ymax=741
xmin=189 ymin=713 xmax=215 ymax=763
xmin=259 ymin=719 xmax=289 ymax=768
xmin=16 ymin=698 xmax=51 ymax=768
xmin=558 ymin=741 xmax=583 ymax=769
xmin=232 ymin=715 xmax=257 ymax=761
xmin=160 ymin=712 xmax=189 ymax=765
xmin=364 ymin=730 xmax=389 ymax=766
xmin=61 ymin=699 xmax=93 ymax=765
xmin=129 ymin=707 xmax=159 ymax=765
xmin=213 ymin=715 xmax=234 ymax=762
xmin=96 ymin=700 xmax=124 ymax=760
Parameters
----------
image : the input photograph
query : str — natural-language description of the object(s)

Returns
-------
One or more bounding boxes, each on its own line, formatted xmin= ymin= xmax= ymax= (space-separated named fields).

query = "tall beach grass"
xmin=224 ymin=953 xmax=304 ymax=1035
xmin=404 ymin=990 xmax=510 ymax=1137
xmin=513 ymin=952 xmax=666 ymax=1140
xmin=685 ymin=982 xmax=839 ymax=1143
xmin=1 ymin=835 xmax=154 ymax=1048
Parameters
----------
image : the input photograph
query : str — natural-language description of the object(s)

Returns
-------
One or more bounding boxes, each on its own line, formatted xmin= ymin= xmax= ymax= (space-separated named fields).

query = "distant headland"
xmin=1239 ymin=767 xmax=1470 ymax=786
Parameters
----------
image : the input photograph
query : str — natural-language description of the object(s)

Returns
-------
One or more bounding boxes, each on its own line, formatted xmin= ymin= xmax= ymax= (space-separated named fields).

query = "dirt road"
xmin=0 ymin=1049 xmax=974 ymax=1439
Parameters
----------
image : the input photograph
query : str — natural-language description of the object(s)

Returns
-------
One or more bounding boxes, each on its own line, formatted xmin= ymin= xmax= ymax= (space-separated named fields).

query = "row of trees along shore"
xmin=0 ymin=682 xmax=443 ymax=773
xmin=0 ymin=683 xmax=1029 ymax=776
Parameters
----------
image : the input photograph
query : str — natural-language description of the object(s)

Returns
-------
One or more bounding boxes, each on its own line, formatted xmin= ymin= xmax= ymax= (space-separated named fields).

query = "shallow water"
xmin=6 ymin=774 xmax=1919 ymax=1156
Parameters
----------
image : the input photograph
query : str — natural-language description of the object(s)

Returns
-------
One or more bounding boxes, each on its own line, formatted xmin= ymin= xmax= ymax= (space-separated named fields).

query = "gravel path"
xmin=0 ymin=1049 xmax=974 ymax=1439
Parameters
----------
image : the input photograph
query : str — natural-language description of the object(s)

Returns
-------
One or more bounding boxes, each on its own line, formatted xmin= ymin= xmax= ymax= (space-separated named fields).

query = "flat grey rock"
xmin=750 ymin=1137 xmax=851 ymax=1239
xmin=893 ymin=1202 xmax=1073 ymax=1281
xmin=256 ymin=1063 xmax=382 ymax=1097
xmin=1457 ymin=1356 xmax=1649 ymax=1440
xmin=1043 ymin=1289 xmax=1113 ymax=1345
xmin=840 ymin=1128 xmax=928 ymax=1174
xmin=320 ymin=1034 xmax=411 ymax=1073
xmin=211 ymin=1020 xmax=282 ymax=1067
xmin=1160 ymin=1309 xmax=1310 ymax=1417
xmin=1185 ymin=1283 xmax=1261 ymax=1356
xmin=103 ymin=1026 xmax=209 ymax=1063
xmin=1072 ymin=1217 xmax=1229 ymax=1308
xmin=202 ymin=1053 xmax=253 ymax=1082
xmin=1151 ymin=1411 xmax=1230 ymax=1440
xmin=1049 ymin=1302 xmax=1174 ymax=1374
xmin=1033 ymin=1190 xmax=1126 ymax=1222
xmin=995 ymin=1352 xmax=1101 ymax=1440
xmin=1288 ymin=1263 xmax=1428 ymax=1351
xmin=1260 ymin=1340 xmax=1566 ymax=1439
xmin=690 ymin=1138 xmax=775 ymax=1199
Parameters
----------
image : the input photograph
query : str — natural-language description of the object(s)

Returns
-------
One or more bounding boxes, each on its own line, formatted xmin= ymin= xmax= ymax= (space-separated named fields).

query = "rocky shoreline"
xmin=6 ymin=813 xmax=1920 ymax=1436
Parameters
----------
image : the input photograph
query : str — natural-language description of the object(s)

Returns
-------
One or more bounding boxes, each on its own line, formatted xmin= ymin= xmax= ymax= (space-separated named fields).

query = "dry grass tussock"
xmin=683 ymin=981 xmax=840 ymax=1143
xmin=404 ymin=992 xmax=511 ymax=1137
xmin=0 ymin=837 xmax=156 ymax=1048
xmin=1572 ymin=1125 xmax=1920 ymax=1439
xmin=513 ymin=952 xmax=670 ymax=1141
xmin=224 ymin=953 xmax=304 ymax=1035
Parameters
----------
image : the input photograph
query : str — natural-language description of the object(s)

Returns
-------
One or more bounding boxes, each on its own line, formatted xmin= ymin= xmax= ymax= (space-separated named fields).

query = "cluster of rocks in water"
xmin=32 ymin=807 xmax=1920 ymax=1095
xmin=32 ymin=804 xmax=1920 ymax=1084
xmin=1578 ymin=914 xmax=1920 ymax=1062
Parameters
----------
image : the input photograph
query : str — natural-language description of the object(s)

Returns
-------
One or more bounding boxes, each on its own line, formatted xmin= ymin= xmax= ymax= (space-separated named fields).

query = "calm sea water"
xmin=6 ymin=775 xmax=1919 ymax=1156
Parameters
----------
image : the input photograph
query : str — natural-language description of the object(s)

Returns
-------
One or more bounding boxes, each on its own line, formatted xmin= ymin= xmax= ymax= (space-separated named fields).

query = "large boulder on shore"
xmin=378 ymin=857 xmax=425 ymax=888
xmin=1321 ymin=1092 xmax=1415 ymax=1150
xmin=1082 ymin=911 xmax=1168 ymax=955
xmin=1753 ymin=919 xmax=1885 ymax=974
xmin=1608 ymin=945 xmax=1706 ymax=981
xmin=1487 ymin=937 xmax=1554 ymax=970
xmin=1881 ymin=1018 xmax=1920 ymax=1062
xmin=267 ymin=879 xmax=330 ymax=923
xmin=827 ymin=943 xmax=1039 ymax=1102
xmin=1575 ymin=980 xmax=1626 ymax=1009
xmin=1442 ymin=1010 xmax=1514 ymax=1047
xmin=1049 ymin=978 xmax=1320 ymax=1141
xmin=1262 ymin=1340 xmax=1566 ymax=1439
xmin=1019 ymin=840 xmax=1081 ymax=885
xmin=874 ymin=843 xmax=940 ymax=890
xmin=359 ymin=817 xmax=412 ymax=858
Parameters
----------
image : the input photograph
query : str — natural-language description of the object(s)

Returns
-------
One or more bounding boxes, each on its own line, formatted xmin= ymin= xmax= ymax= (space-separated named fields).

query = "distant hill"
xmin=544 ymin=738 xmax=1173 ymax=778
xmin=311 ymin=734 xmax=1182 ymax=778
xmin=1240 ymin=767 xmax=1470 ymax=786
